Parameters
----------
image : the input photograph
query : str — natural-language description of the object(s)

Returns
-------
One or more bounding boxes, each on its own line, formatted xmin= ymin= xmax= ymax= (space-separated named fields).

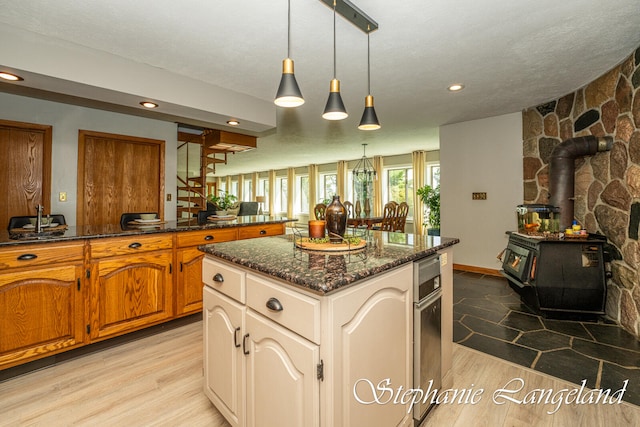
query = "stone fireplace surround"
xmin=522 ymin=45 xmax=640 ymax=338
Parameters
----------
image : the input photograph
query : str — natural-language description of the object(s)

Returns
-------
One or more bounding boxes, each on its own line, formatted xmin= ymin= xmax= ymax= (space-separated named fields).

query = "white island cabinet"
xmin=203 ymin=256 xmax=414 ymax=427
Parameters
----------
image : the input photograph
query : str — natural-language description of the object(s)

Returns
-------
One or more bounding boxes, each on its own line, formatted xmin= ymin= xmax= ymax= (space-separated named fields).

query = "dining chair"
xmin=314 ymin=203 xmax=326 ymax=220
xmin=394 ymin=202 xmax=410 ymax=232
xmin=372 ymin=202 xmax=397 ymax=231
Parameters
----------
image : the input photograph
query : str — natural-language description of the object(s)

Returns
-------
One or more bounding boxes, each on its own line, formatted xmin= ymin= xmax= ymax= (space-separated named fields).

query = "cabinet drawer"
xmin=237 ymin=223 xmax=284 ymax=240
xmin=90 ymin=234 xmax=173 ymax=258
xmin=176 ymin=228 xmax=237 ymax=248
xmin=247 ymin=273 xmax=320 ymax=344
xmin=203 ymin=257 xmax=246 ymax=303
xmin=0 ymin=242 xmax=84 ymax=269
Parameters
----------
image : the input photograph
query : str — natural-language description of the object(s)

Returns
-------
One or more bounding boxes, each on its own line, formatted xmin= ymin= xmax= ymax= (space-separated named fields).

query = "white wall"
xmin=0 ymin=92 xmax=178 ymax=225
xmin=440 ymin=112 xmax=523 ymax=271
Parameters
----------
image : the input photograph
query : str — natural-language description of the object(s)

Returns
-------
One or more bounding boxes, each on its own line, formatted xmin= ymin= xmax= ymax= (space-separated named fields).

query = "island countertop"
xmin=0 ymin=215 xmax=296 ymax=247
xmin=199 ymin=232 xmax=459 ymax=294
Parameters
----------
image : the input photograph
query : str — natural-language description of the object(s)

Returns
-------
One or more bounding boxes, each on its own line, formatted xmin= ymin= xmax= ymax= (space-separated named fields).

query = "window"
xmin=243 ymin=179 xmax=252 ymax=201
xmin=275 ymin=177 xmax=287 ymax=213
xmin=320 ymin=173 xmax=337 ymax=202
xmin=258 ymin=178 xmax=269 ymax=214
xmin=386 ymin=167 xmax=414 ymax=218
xmin=229 ymin=180 xmax=238 ymax=198
xmin=295 ymin=175 xmax=309 ymax=214
xmin=428 ymin=164 xmax=440 ymax=188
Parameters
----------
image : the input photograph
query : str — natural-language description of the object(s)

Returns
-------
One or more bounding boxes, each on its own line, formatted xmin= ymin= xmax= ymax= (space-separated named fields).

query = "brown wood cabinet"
xmin=88 ymin=235 xmax=174 ymax=341
xmin=237 ymin=223 xmax=285 ymax=240
xmin=0 ymin=242 xmax=85 ymax=369
xmin=175 ymin=228 xmax=238 ymax=316
xmin=0 ymin=222 xmax=287 ymax=370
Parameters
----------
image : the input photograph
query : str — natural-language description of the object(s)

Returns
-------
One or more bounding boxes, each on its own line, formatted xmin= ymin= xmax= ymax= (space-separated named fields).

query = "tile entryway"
xmin=453 ymin=271 xmax=640 ymax=406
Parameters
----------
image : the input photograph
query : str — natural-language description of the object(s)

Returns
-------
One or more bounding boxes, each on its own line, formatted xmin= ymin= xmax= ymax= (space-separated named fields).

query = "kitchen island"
xmin=200 ymin=232 xmax=459 ymax=427
xmin=0 ymin=215 xmax=295 ymax=371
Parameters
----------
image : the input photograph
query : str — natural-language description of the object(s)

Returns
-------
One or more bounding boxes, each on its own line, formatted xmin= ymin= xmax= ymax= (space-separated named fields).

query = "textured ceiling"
xmin=1 ymin=0 xmax=639 ymax=175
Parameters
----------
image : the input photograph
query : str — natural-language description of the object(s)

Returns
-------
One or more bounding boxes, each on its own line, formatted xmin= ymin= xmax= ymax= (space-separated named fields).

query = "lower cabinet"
xmin=0 ymin=242 xmax=86 ymax=369
xmin=89 ymin=235 xmax=174 ymax=341
xmin=203 ymin=257 xmax=413 ymax=427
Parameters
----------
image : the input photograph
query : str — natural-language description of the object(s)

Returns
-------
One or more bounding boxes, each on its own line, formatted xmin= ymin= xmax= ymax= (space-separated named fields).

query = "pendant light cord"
xmin=333 ymin=1 xmax=337 ymax=79
xmin=287 ymin=0 xmax=291 ymax=58
xmin=367 ymin=32 xmax=370 ymax=94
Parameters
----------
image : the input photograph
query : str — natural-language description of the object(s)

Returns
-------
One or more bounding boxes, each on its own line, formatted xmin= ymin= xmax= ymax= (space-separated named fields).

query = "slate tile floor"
xmin=453 ymin=271 xmax=640 ymax=406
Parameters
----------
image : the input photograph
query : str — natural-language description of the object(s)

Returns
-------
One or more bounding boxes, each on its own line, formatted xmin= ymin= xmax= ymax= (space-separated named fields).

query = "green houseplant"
xmin=208 ymin=190 xmax=237 ymax=214
xmin=416 ymin=185 xmax=440 ymax=236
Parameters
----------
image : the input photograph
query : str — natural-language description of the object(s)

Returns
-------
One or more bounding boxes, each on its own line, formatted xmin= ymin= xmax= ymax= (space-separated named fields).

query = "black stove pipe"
xmin=549 ymin=135 xmax=613 ymax=230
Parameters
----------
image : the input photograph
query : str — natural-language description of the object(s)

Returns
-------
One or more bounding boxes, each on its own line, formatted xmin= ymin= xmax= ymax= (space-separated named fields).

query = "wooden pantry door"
xmin=0 ymin=119 xmax=52 ymax=229
xmin=77 ymin=130 xmax=165 ymax=227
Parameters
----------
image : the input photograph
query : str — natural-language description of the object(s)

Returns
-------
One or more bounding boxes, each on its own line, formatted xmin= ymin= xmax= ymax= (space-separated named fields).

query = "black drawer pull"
xmin=204 ymin=235 xmax=214 ymax=241
xmin=242 ymin=333 xmax=250 ymax=355
xmin=233 ymin=327 xmax=241 ymax=348
xmin=259 ymin=229 xmax=267 ymax=235
xmin=213 ymin=273 xmax=224 ymax=283
xmin=128 ymin=242 xmax=142 ymax=249
xmin=17 ymin=253 xmax=37 ymax=261
xmin=266 ymin=297 xmax=283 ymax=312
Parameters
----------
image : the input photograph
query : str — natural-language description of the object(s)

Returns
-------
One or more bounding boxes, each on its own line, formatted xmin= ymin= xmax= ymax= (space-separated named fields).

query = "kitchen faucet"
xmin=35 ymin=204 xmax=44 ymax=233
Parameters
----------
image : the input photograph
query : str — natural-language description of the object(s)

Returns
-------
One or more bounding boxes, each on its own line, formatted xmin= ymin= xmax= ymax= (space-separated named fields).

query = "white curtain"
xmin=287 ymin=167 xmax=295 ymax=218
xmin=373 ymin=155 xmax=384 ymax=216
xmin=268 ymin=170 xmax=276 ymax=214
xmin=251 ymin=172 xmax=258 ymax=200
xmin=237 ymin=174 xmax=244 ymax=201
xmin=337 ymin=160 xmax=347 ymax=201
xmin=308 ymin=164 xmax=318 ymax=215
xmin=412 ymin=150 xmax=427 ymax=235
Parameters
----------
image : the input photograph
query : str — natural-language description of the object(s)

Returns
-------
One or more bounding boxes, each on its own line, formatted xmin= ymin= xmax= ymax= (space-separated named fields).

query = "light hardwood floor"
xmin=1 ymin=320 xmax=638 ymax=426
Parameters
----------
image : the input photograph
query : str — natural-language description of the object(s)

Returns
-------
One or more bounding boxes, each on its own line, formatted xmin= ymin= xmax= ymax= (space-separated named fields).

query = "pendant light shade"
xmin=275 ymin=58 xmax=304 ymax=107
xmin=274 ymin=0 xmax=304 ymax=108
xmin=358 ymin=32 xmax=380 ymax=130
xmin=323 ymin=79 xmax=348 ymax=120
xmin=323 ymin=1 xmax=348 ymax=120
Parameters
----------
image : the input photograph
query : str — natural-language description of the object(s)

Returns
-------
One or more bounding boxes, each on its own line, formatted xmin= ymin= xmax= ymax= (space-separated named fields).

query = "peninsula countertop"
xmin=199 ymin=232 xmax=459 ymax=294
xmin=0 ymin=215 xmax=297 ymax=247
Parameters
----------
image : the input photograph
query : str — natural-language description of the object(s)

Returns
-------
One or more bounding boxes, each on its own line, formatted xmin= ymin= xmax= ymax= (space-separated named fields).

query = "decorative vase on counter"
xmin=325 ymin=195 xmax=347 ymax=243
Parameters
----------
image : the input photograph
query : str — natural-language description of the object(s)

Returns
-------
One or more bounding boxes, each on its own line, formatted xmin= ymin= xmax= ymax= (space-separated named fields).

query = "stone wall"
xmin=522 ymin=46 xmax=640 ymax=337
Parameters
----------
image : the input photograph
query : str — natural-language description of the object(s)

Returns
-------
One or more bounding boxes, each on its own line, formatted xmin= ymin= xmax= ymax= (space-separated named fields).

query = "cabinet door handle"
xmin=266 ymin=297 xmax=283 ymax=312
xmin=128 ymin=242 xmax=142 ymax=249
xmin=259 ymin=229 xmax=267 ymax=235
xmin=213 ymin=273 xmax=224 ymax=283
xmin=17 ymin=253 xmax=37 ymax=261
xmin=242 ymin=333 xmax=250 ymax=355
xmin=204 ymin=235 xmax=214 ymax=241
xmin=233 ymin=327 xmax=241 ymax=348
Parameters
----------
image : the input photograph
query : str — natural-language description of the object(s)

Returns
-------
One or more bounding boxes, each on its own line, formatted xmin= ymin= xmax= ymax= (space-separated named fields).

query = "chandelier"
xmin=352 ymin=143 xmax=377 ymax=181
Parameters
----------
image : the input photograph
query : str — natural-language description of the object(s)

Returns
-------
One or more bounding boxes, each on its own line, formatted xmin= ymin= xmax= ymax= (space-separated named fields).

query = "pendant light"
xmin=274 ymin=0 xmax=304 ymax=107
xmin=322 ymin=0 xmax=348 ymax=120
xmin=358 ymin=30 xmax=381 ymax=130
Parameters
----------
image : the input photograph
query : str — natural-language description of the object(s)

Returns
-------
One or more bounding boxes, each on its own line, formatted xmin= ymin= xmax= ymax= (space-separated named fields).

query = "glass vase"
xmin=325 ymin=195 xmax=347 ymax=243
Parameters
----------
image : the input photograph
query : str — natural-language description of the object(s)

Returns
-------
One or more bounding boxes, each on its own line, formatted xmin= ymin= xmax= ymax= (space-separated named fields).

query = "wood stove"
xmin=501 ymin=232 xmax=607 ymax=315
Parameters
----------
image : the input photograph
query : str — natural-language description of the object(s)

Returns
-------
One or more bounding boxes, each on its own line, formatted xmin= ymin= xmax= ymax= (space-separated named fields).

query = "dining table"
xmin=347 ymin=216 xmax=384 ymax=229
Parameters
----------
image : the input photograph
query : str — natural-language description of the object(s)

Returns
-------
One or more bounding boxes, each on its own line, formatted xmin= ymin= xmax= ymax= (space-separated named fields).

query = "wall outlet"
xmin=166 ymin=193 xmax=172 ymax=202
xmin=59 ymin=192 xmax=67 ymax=202
xmin=440 ymin=253 xmax=448 ymax=266
xmin=472 ymin=192 xmax=487 ymax=200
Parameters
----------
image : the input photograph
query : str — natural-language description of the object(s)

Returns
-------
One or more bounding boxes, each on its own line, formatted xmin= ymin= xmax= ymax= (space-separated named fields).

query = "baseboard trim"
xmin=453 ymin=263 xmax=502 ymax=277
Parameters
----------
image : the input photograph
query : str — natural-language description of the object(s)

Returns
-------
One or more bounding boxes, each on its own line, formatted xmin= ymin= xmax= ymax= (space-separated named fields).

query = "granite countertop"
xmin=0 ymin=216 xmax=297 ymax=247
xmin=199 ymin=231 xmax=459 ymax=295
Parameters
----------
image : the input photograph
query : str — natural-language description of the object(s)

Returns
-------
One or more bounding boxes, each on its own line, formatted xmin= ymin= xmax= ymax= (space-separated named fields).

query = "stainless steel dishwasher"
xmin=413 ymin=255 xmax=442 ymax=425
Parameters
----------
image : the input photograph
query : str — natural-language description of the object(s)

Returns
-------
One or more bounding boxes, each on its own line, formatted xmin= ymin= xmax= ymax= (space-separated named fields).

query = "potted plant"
xmin=416 ymin=185 xmax=440 ymax=236
xmin=207 ymin=190 xmax=237 ymax=215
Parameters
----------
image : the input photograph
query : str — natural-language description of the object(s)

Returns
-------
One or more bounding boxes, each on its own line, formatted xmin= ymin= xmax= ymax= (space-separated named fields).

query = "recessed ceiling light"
xmin=140 ymin=101 xmax=158 ymax=108
xmin=447 ymin=84 xmax=465 ymax=92
xmin=226 ymin=119 xmax=240 ymax=126
xmin=0 ymin=72 xmax=24 ymax=81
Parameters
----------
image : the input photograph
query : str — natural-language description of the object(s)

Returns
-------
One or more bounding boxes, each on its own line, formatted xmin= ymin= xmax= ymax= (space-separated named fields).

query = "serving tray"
xmin=295 ymin=237 xmax=366 ymax=252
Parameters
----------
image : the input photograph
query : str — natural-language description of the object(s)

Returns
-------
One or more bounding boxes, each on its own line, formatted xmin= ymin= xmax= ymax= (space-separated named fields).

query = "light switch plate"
xmin=59 ymin=192 xmax=67 ymax=202
xmin=472 ymin=192 xmax=487 ymax=200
